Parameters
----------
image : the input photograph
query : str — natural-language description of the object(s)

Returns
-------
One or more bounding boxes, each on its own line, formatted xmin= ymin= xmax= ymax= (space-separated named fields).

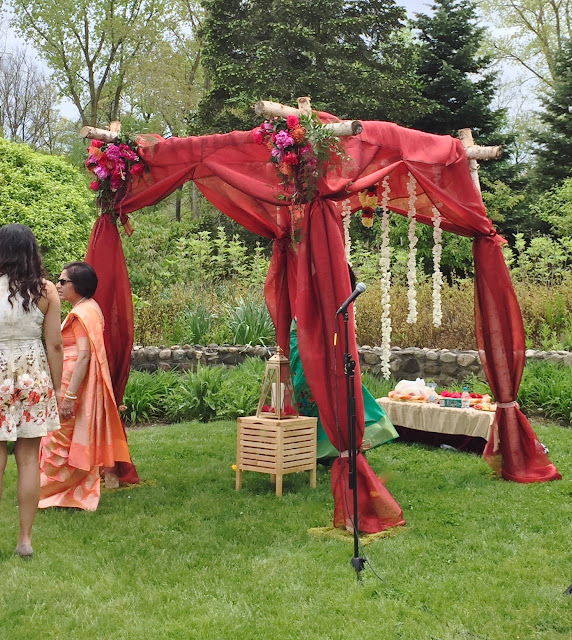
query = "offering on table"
xmin=388 ymin=378 xmax=435 ymax=402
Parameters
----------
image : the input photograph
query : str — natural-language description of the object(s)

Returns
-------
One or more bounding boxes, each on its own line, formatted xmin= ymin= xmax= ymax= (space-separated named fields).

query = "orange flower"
xmin=278 ymin=162 xmax=292 ymax=177
xmin=290 ymin=126 xmax=306 ymax=143
xmin=89 ymin=147 xmax=103 ymax=160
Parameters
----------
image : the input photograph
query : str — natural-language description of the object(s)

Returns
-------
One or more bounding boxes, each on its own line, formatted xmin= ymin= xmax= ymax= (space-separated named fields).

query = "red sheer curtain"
xmin=103 ymin=118 xmax=559 ymax=529
xmin=85 ymin=216 xmax=140 ymax=484
xmin=473 ymin=236 xmax=561 ymax=482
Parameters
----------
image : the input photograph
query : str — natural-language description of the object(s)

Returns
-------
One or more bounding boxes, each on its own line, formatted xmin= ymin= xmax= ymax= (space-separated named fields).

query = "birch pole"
xmin=458 ymin=128 xmax=502 ymax=193
xmin=254 ymin=97 xmax=363 ymax=136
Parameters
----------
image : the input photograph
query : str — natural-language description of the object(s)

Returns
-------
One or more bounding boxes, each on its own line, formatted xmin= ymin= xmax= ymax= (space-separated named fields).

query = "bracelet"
xmin=64 ymin=392 xmax=77 ymax=401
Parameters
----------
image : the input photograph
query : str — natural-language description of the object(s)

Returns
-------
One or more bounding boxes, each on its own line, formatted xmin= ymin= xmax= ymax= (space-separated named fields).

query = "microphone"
xmin=336 ymin=282 xmax=366 ymax=315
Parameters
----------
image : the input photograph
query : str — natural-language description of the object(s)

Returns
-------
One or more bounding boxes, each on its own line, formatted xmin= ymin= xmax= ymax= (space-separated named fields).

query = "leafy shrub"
xmin=0 ymin=138 xmax=93 ymax=277
xmin=227 ymin=297 xmax=275 ymax=346
xmin=360 ymin=372 xmax=397 ymax=399
xmin=356 ymin=278 xmax=476 ymax=349
xmin=170 ymin=306 xmax=216 ymax=346
xmin=165 ymin=365 xmax=227 ymax=423
xmin=517 ymin=361 xmax=572 ymax=424
xmin=513 ymin=279 xmax=572 ymax=350
xmin=123 ymin=369 xmax=179 ymax=424
xmin=219 ymin=357 xmax=267 ymax=419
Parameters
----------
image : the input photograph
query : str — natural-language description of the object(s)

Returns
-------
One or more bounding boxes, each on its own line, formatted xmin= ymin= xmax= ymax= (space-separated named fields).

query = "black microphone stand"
xmin=341 ymin=308 xmax=365 ymax=581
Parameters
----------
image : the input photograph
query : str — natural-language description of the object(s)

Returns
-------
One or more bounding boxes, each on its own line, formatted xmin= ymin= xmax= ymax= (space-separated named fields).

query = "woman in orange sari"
xmin=39 ymin=262 xmax=133 ymax=510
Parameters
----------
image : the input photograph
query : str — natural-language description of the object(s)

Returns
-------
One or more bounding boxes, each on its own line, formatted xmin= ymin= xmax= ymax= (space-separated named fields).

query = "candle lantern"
xmin=256 ymin=346 xmax=299 ymax=419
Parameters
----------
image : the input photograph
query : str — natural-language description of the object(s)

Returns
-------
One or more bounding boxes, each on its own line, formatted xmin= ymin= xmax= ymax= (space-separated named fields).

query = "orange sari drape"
xmin=39 ymin=299 xmax=131 ymax=510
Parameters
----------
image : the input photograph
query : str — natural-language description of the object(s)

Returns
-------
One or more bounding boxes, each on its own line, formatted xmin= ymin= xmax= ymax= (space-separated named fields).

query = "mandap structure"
xmin=82 ymin=102 xmax=560 ymax=535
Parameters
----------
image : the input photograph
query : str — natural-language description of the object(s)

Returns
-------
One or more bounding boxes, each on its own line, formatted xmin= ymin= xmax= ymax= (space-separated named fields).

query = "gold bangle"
xmin=64 ymin=393 xmax=77 ymax=400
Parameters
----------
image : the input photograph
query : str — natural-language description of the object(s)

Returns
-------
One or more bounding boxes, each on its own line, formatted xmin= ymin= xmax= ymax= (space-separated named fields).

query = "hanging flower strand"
xmin=379 ymin=176 xmax=392 ymax=379
xmin=341 ymin=199 xmax=352 ymax=265
xmin=406 ymin=172 xmax=418 ymax=324
xmin=431 ymin=206 xmax=443 ymax=327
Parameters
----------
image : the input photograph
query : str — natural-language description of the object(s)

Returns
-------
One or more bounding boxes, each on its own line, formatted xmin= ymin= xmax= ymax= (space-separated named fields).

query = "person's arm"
xmin=59 ymin=333 xmax=90 ymax=421
xmin=41 ymin=280 xmax=63 ymax=394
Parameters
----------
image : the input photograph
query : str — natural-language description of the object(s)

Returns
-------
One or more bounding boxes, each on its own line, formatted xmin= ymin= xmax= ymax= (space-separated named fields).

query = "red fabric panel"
xmin=473 ymin=236 xmax=561 ymax=482
xmin=85 ymin=216 xmax=140 ymax=484
xmin=296 ymin=198 xmax=404 ymax=532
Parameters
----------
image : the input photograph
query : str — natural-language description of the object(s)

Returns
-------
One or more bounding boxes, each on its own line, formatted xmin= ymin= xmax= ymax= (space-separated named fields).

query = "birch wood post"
xmin=79 ymin=125 xmax=119 ymax=143
xmin=458 ymin=128 xmax=502 ymax=193
xmin=254 ymin=98 xmax=363 ymax=136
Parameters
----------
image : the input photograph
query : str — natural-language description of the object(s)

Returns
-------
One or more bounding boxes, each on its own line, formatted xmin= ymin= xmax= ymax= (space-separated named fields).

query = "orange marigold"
xmin=278 ymin=162 xmax=292 ymax=177
xmin=290 ymin=126 xmax=306 ymax=143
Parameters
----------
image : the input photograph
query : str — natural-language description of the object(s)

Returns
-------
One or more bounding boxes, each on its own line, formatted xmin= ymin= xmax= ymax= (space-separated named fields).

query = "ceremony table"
xmin=377 ymin=398 xmax=495 ymax=452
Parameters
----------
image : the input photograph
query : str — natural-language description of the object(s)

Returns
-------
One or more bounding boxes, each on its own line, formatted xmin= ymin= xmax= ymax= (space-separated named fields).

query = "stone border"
xmin=131 ymin=344 xmax=572 ymax=385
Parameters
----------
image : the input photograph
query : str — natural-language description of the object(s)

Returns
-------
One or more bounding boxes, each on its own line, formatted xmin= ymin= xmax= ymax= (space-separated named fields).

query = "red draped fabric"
xmin=100 ymin=118 xmax=559 ymax=531
xmin=85 ymin=217 xmax=140 ymax=484
xmin=473 ymin=237 xmax=561 ymax=482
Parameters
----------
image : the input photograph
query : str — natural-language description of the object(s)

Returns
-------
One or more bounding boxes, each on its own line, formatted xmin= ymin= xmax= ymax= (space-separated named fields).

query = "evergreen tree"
xmin=411 ymin=0 xmax=504 ymax=138
xmin=193 ymin=0 xmax=425 ymax=133
xmin=534 ymin=40 xmax=572 ymax=188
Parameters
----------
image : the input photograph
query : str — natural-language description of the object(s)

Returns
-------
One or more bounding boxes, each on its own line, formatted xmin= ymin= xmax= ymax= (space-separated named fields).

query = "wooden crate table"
xmin=235 ymin=415 xmax=317 ymax=496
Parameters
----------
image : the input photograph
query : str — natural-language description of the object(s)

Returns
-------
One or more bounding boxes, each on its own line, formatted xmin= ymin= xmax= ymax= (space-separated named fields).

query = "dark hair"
xmin=63 ymin=262 xmax=98 ymax=298
xmin=0 ymin=224 xmax=45 ymax=311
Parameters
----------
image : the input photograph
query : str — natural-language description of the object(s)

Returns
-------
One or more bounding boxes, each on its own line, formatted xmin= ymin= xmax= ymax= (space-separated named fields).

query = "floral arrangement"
xmin=252 ymin=113 xmax=344 ymax=204
xmin=84 ymin=134 xmax=146 ymax=233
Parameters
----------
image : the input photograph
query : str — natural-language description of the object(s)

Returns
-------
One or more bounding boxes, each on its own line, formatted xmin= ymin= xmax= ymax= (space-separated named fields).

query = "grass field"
xmin=1 ymin=420 xmax=570 ymax=640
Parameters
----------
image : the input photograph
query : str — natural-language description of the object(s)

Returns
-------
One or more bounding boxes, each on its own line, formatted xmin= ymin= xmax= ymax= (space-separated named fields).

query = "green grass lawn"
xmin=1 ymin=420 xmax=571 ymax=640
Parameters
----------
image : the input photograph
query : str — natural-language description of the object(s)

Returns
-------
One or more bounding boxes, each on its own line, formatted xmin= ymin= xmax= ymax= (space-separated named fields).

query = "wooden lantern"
xmin=256 ymin=346 xmax=299 ymax=419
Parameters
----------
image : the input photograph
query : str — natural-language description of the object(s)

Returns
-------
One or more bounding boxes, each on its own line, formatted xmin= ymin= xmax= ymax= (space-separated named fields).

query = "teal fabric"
xmin=289 ymin=322 xmax=398 ymax=459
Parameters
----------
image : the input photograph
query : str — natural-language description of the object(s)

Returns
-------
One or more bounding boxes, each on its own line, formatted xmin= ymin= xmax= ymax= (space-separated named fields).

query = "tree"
xmin=193 ymin=0 xmax=426 ymax=134
xmin=0 ymin=138 xmax=93 ymax=276
xmin=481 ymin=0 xmax=572 ymax=89
xmin=0 ymin=45 xmax=61 ymax=150
xmin=11 ymin=0 xmax=183 ymax=126
xmin=533 ymin=40 xmax=572 ymax=187
xmin=411 ymin=0 xmax=504 ymax=137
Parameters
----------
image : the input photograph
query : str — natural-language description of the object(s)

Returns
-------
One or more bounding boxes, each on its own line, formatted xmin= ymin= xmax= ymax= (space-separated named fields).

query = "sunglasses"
xmin=57 ymin=278 xmax=73 ymax=285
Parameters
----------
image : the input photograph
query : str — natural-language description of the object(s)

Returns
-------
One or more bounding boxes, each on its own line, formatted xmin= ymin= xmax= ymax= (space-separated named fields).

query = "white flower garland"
xmin=379 ymin=176 xmax=392 ymax=378
xmin=431 ymin=206 xmax=443 ymax=327
xmin=406 ymin=172 xmax=418 ymax=324
xmin=341 ymin=198 xmax=352 ymax=265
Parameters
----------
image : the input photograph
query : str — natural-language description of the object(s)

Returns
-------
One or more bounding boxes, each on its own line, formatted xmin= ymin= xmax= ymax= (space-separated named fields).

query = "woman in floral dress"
xmin=0 ymin=224 xmax=63 ymax=558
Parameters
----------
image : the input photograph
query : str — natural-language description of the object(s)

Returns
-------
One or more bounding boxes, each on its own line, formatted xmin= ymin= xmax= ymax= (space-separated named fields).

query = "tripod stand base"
xmin=351 ymin=556 xmax=366 ymax=576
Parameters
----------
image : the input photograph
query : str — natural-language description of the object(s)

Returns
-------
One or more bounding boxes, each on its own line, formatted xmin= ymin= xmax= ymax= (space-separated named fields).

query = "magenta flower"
xmin=93 ymin=165 xmax=110 ymax=179
xmin=283 ymin=152 xmax=298 ymax=165
xmin=274 ymin=130 xmax=294 ymax=150
xmin=106 ymin=144 xmax=121 ymax=161
xmin=286 ymin=115 xmax=299 ymax=129
xmin=252 ymin=128 xmax=265 ymax=144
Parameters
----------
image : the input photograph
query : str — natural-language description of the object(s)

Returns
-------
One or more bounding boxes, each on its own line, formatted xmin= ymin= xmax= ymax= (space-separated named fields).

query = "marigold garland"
xmin=358 ymin=186 xmax=378 ymax=227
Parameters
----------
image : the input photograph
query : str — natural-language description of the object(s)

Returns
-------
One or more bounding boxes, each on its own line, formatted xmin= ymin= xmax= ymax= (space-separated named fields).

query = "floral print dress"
xmin=0 ymin=275 xmax=59 ymax=440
